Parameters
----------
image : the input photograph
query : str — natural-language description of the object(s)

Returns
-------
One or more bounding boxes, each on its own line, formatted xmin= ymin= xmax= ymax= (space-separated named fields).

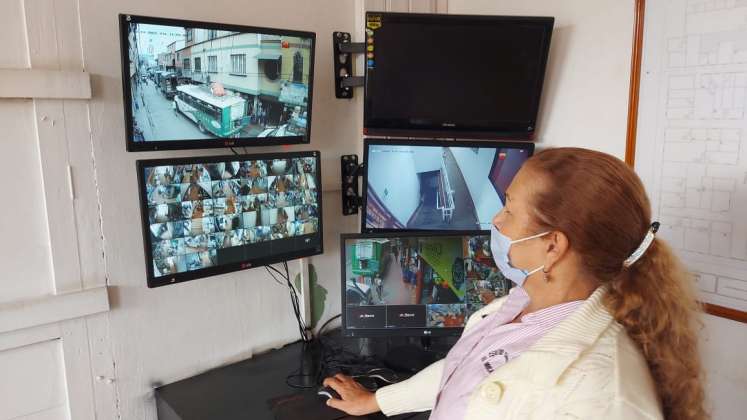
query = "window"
xmin=208 ymin=29 xmax=218 ymax=40
xmin=208 ymin=55 xmax=217 ymax=73
xmin=185 ymin=28 xmax=193 ymax=42
xmin=194 ymin=57 xmax=201 ymax=73
xmin=263 ymin=59 xmax=280 ymax=81
xmin=183 ymin=58 xmax=190 ymax=70
xmin=231 ymin=54 xmax=246 ymax=75
xmin=293 ymin=52 xmax=303 ymax=83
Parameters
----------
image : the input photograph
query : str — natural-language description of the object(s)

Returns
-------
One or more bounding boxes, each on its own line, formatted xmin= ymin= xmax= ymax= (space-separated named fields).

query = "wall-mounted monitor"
xmin=120 ymin=14 xmax=315 ymax=151
xmin=363 ymin=12 xmax=553 ymax=140
xmin=363 ymin=139 xmax=534 ymax=233
xmin=341 ymin=232 xmax=512 ymax=338
xmin=137 ymin=151 xmax=322 ymax=287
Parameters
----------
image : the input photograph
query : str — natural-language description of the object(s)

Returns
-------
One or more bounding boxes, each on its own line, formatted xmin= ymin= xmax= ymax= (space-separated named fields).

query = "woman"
xmin=323 ymin=148 xmax=707 ymax=420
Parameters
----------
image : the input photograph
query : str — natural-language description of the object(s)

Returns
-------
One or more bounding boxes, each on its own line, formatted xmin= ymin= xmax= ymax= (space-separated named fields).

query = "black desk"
xmin=155 ymin=339 xmax=431 ymax=420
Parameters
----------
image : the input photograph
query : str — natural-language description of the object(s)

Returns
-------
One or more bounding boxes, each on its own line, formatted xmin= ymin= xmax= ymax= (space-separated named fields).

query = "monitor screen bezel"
xmin=120 ymin=14 xmax=316 ymax=152
xmin=362 ymin=12 xmax=554 ymax=140
xmin=361 ymin=138 xmax=535 ymax=234
xmin=137 ymin=150 xmax=323 ymax=288
xmin=340 ymin=231 xmax=493 ymax=338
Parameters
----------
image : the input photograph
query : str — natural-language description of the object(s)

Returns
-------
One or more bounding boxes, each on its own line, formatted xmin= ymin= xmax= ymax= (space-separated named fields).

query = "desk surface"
xmin=155 ymin=339 xmax=429 ymax=420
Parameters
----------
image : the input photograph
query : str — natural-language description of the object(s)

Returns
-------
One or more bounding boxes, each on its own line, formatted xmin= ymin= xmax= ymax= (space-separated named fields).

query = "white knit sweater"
xmin=375 ymin=286 xmax=663 ymax=419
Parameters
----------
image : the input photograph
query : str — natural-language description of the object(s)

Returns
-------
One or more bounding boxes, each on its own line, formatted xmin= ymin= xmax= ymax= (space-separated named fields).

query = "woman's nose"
xmin=492 ymin=211 xmax=504 ymax=229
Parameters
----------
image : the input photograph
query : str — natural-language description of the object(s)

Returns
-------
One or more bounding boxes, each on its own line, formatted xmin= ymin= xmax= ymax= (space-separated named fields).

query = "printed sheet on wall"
xmin=635 ymin=0 xmax=747 ymax=314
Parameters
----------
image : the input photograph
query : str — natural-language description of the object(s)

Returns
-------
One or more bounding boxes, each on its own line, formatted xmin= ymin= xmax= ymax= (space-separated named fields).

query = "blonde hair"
xmin=526 ymin=147 xmax=707 ymax=420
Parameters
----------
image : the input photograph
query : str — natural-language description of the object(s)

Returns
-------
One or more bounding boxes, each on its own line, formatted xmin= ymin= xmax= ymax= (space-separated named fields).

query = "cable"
xmin=264 ymin=265 xmax=286 ymax=287
xmin=315 ymin=331 xmax=384 ymax=384
xmin=265 ymin=262 xmax=310 ymax=343
xmin=269 ymin=268 xmax=390 ymax=387
xmin=268 ymin=260 xmax=315 ymax=389
xmin=316 ymin=314 xmax=341 ymax=337
xmin=229 ymin=146 xmax=239 ymax=156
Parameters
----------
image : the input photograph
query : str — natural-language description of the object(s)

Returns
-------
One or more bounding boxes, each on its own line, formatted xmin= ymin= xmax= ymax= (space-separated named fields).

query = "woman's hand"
xmin=322 ymin=373 xmax=381 ymax=416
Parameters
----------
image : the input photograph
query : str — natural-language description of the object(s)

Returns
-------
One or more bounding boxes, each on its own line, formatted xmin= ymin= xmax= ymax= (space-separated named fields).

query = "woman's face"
xmin=491 ymin=166 xmax=548 ymax=277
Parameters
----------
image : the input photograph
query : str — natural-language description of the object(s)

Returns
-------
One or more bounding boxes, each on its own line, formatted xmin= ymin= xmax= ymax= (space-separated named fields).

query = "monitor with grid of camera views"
xmin=138 ymin=151 xmax=322 ymax=287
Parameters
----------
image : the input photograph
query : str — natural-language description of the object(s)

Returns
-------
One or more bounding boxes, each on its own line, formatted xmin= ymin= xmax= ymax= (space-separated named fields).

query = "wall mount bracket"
xmin=341 ymin=155 xmax=365 ymax=215
xmin=333 ymin=32 xmax=365 ymax=99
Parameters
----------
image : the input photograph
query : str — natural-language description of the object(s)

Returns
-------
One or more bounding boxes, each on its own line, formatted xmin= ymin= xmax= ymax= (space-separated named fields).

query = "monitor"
xmin=120 ymin=14 xmax=315 ymax=151
xmin=363 ymin=12 xmax=553 ymax=139
xmin=341 ymin=232 xmax=512 ymax=337
xmin=362 ymin=139 xmax=534 ymax=232
xmin=137 ymin=151 xmax=322 ymax=287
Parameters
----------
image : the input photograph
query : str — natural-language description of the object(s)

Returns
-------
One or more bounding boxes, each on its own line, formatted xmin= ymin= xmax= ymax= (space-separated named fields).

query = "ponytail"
xmin=605 ymin=239 xmax=708 ymax=420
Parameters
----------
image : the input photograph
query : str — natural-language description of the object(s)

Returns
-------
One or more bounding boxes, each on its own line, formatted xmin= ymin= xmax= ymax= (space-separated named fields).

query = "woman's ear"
xmin=545 ymin=231 xmax=569 ymax=271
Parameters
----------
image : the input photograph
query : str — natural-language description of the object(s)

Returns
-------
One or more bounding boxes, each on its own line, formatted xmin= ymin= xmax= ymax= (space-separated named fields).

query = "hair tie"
xmin=623 ymin=222 xmax=660 ymax=268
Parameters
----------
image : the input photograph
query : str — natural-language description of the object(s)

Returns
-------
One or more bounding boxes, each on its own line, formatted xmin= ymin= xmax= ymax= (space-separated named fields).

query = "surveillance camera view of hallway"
xmin=365 ymin=144 xmax=530 ymax=231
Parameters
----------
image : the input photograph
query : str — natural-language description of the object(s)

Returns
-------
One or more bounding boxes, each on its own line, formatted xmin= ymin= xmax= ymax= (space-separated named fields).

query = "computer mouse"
xmin=364 ymin=368 xmax=400 ymax=384
xmin=351 ymin=375 xmax=378 ymax=391
xmin=317 ymin=386 xmax=341 ymax=400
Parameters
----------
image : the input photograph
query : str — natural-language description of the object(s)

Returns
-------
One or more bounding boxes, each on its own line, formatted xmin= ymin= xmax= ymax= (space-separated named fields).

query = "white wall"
xmin=0 ymin=0 xmax=53 ymax=305
xmin=1 ymin=0 xmax=113 ymax=418
xmin=700 ymin=314 xmax=747 ymax=419
xmin=367 ymin=146 xmax=421 ymax=224
xmin=76 ymin=1 xmax=364 ymax=418
xmin=412 ymin=146 xmax=442 ymax=174
xmin=0 ymin=340 xmax=68 ymax=420
xmin=450 ymin=147 xmax=502 ymax=229
xmin=449 ymin=0 xmax=634 ymax=158
xmin=0 ymin=99 xmax=53 ymax=303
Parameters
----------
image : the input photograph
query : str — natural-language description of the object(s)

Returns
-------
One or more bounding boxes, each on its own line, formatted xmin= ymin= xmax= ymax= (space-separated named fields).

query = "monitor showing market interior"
xmin=342 ymin=233 xmax=512 ymax=336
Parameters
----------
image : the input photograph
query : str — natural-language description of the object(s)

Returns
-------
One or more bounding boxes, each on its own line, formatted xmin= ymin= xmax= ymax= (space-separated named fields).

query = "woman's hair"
xmin=525 ymin=147 xmax=707 ymax=420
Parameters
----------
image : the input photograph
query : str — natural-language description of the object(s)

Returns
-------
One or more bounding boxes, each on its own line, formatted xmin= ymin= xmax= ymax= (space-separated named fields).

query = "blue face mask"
xmin=490 ymin=225 xmax=549 ymax=286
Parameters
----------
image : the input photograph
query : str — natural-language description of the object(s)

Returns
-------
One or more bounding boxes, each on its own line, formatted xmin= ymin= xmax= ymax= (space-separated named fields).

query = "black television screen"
xmin=137 ymin=151 xmax=322 ymax=287
xmin=341 ymin=232 xmax=512 ymax=338
xmin=363 ymin=12 xmax=553 ymax=139
xmin=363 ymin=139 xmax=534 ymax=233
xmin=120 ymin=14 xmax=315 ymax=151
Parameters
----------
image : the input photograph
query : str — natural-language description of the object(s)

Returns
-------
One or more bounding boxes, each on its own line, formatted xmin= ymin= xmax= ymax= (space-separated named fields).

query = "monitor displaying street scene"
xmin=363 ymin=140 xmax=534 ymax=232
xmin=342 ymin=233 xmax=512 ymax=335
xmin=137 ymin=152 xmax=322 ymax=287
xmin=120 ymin=15 xmax=315 ymax=151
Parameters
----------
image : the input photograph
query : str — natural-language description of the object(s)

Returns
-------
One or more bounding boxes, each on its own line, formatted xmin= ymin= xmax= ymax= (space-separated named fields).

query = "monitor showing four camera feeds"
xmin=121 ymin=10 xmax=552 ymax=341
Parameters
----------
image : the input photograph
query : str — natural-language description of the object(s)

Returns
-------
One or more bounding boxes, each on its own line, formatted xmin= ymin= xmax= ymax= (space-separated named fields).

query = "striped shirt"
xmin=429 ymin=287 xmax=585 ymax=420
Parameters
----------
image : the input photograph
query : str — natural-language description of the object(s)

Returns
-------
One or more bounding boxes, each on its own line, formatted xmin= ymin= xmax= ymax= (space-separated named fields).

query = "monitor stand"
xmin=383 ymin=337 xmax=441 ymax=373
